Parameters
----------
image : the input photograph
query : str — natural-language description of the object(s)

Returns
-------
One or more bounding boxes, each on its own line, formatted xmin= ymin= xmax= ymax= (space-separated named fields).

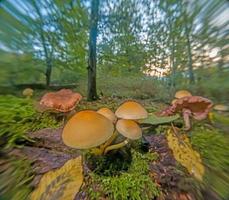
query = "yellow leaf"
xmin=30 ymin=156 xmax=83 ymax=200
xmin=166 ymin=129 xmax=204 ymax=181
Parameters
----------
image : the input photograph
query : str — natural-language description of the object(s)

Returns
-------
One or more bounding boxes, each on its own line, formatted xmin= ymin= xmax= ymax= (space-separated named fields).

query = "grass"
xmin=0 ymin=95 xmax=60 ymax=148
xmin=190 ymin=127 xmax=229 ymax=199
xmin=0 ymin=157 xmax=34 ymax=200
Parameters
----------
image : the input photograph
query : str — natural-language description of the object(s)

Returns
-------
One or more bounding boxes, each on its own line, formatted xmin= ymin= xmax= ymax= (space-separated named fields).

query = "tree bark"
xmin=87 ymin=0 xmax=99 ymax=101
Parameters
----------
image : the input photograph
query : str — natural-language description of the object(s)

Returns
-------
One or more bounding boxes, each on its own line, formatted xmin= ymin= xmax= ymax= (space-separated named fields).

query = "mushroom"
xmin=159 ymin=96 xmax=213 ymax=130
xmin=22 ymin=88 xmax=33 ymax=98
xmin=175 ymin=90 xmax=192 ymax=99
xmin=62 ymin=110 xmax=114 ymax=150
xmin=96 ymin=107 xmax=118 ymax=152
xmin=171 ymin=99 xmax=177 ymax=105
xmin=104 ymin=119 xmax=142 ymax=154
xmin=97 ymin=107 xmax=117 ymax=123
xmin=115 ymin=100 xmax=148 ymax=120
xmin=39 ymin=89 xmax=82 ymax=113
xmin=213 ymin=104 xmax=229 ymax=112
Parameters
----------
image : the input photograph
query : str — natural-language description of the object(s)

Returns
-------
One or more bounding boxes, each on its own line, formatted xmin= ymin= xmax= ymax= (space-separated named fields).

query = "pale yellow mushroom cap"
xmin=22 ymin=88 xmax=33 ymax=97
xmin=171 ymin=99 xmax=177 ymax=105
xmin=97 ymin=107 xmax=117 ymax=123
xmin=175 ymin=90 xmax=192 ymax=99
xmin=62 ymin=110 xmax=114 ymax=149
xmin=214 ymin=104 xmax=229 ymax=112
xmin=115 ymin=101 xmax=148 ymax=120
xmin=116 ymin=119 xmax=142 ymax=140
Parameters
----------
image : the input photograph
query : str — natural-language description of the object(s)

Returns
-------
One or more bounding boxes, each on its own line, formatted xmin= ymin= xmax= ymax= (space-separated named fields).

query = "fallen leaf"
xmin=30 ymin=156 xmax=83 ymax=200
xmin=143 ymin=113 xmax=179 ymax=125
xmin=166 ymin=129 xmax=204 ymax=181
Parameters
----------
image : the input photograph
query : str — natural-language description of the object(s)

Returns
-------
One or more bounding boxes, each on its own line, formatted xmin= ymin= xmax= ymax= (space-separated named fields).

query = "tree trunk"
xmin=87 ymin=0 xmax=99 ymax=101
xmin=185 ymin=23 xmax=195 ymax=84
xmin=33 ymin=0 xmax=53 ymax=87
xmin=45 ymin=59 xmax=52 ymax=87
xmin=170 ymin=35 xmax=176 ymax=88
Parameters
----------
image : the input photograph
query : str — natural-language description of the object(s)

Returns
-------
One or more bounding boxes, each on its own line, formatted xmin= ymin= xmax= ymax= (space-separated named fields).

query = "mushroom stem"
xmin=104 ymin=139 xmax=129 ymax=155
xmin=183 ymin=109 xmax=191 ymax=130
xmin=100 ymin=130 xmax=118 ymax=152
xmin=208 ymin=112 xmax=214 ymax=124
xmin=90 ymin=147 xmax=103 ymax=155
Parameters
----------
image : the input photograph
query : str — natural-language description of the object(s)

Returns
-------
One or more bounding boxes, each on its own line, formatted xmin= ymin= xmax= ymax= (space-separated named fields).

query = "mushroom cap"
xmin=160 ymin=96 xmax=213 ymax=121
xmin=115 ymin=101 xmax=148 ymax=120
xmin=214 ymin=104 xmax=229 ymax=112
xmin=116 ymin=119 xmax=142 ymax=140
xmin=62 ymin=110 xmax=114 ymax=149
xmin=171 ymin=99 xmax=177 ymax=105
xmin=97 ymin=107 xmax=117 ymax=123
xmin=175 ymin=90 xmax=192 ymax=99
xmin=40 ymin=89 xmax=82 ymax=112
xmin=22 ymin=88 xmax=33 ymax=97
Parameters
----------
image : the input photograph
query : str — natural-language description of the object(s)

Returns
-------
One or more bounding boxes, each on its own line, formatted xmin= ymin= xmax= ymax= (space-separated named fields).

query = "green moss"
xmin=190 ymin=127 xmax=229 ymax=199
xmin=86 ymin=150 xmax=160 ymax=200
xmin=0 ymin=95 xmax=60 ymax=148
xmin=212 ymin=112 xmax=229 ymax=125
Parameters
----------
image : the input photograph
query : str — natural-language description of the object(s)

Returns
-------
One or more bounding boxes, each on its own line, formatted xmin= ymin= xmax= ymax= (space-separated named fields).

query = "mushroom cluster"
xmin=159 ymin=95 xmax=213 ymax=130
xmin=62 ymin=100 xmax=148 ymax=155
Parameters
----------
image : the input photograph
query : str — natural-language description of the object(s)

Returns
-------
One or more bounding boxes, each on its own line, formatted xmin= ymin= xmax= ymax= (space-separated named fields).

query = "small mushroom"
xmin=171 ymin=99 xmax=177 ymax=105
xmin=175 ymin=90 xmax=192 ymax=99
xmin=22 ymin=88 xmax=33 ymax=98
xmin=97 ymin=107 xmax=117 ymax=123
xmin=39 ymin=89 xmax=82 ymax=113
xmin=115 ymin=100 xmax=148 ymax=120
xmin=104 ymin=119 xmax=142 ymax=154
xmin=213 ymin=104 xmax=229 ymax=112
xmin=62 ymin=110 xmax=114 ymax=149
xmin=159 ymin=96 xmax=213 ymax=130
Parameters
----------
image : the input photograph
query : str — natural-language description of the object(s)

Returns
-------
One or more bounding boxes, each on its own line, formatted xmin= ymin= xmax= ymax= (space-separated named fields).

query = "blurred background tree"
xmin=0 ymin=0 xmax=228 ymax=101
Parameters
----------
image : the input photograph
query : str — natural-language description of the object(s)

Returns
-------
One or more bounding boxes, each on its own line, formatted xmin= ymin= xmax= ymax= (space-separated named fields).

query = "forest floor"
xmin=0 ymin=95 xmax=229 ymax=200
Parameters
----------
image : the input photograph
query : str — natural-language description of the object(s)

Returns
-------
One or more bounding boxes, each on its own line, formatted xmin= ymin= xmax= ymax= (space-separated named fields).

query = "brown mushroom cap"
xmin=116 ymin=119 xmax=142 ymax=140
xmin=174 ymin=96 xmax=213 ymax=120
xmin=115 ymin=101 xmax=148 ymax=120
xmin=40 ymin=89 xmax=82 ymax=112
xmin=160 ymin=96 xmax=213 ymax=120
xmin=97 ymin=107 xmax=117 ymax=123
xmin=175 ymin=90 xmax=192 ymax=99
xmin=159 ymin=96 xmax=213 ymax=130
xmin=62 ymin=110 xmax=114 ymax=149
xmin=22 ymin=88 xmax=33 ymax=97
xmin=214 ymin=104 xmax=229 ymax=112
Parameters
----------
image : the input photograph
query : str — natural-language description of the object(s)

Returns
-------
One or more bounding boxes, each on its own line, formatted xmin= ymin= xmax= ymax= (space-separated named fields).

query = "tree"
xmin=87 ymin=0 xmax=99 ymax=100
xmin=32 ymin=0 xmax=54 ymax=86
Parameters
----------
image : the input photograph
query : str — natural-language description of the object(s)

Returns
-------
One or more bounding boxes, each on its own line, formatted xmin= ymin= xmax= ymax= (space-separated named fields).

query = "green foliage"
xmin=190 ymin=127 xmax=229 ymax=199
xmin=0 ymin=157 xmax=34 ymax=200
xmin=143 ymin=113 xmax=179 ymax=125
xmin=185 ymin=69 xmax=229 ymax=102
xmin=0 ymin=95 xmax=60 ymax=148
xmin=95 ymin=76 xmax=171 ymax=101
xmin=86 ymin=150 xmax=160 ymax=200
xmin=211 ymin=112 xmax=229 ymax=129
